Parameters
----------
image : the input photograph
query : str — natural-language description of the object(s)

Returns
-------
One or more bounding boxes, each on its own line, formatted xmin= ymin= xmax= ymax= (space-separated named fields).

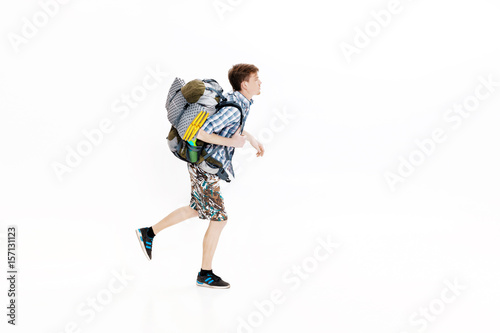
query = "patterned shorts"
xmin=188 ymin=163 xmax=228 ymax=221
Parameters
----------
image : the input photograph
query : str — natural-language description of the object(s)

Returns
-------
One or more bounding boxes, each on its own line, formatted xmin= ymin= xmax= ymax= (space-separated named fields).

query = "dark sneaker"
xmin=196 ymin=272 xmax=230 ymax=289
xmin=135 ymin=228 xmax=154 ymax=260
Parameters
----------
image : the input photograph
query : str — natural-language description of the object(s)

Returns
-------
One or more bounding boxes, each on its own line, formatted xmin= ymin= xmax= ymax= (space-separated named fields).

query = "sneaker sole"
xmin=196 ymin=281 xmax=230 ymax=289
xmin=135 ymin=229 xmax=151 ymax=261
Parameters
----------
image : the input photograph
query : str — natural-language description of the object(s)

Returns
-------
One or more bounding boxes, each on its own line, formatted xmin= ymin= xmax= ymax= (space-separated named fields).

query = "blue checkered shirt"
xmin=199 ymin=90 xmax=253 ymax=178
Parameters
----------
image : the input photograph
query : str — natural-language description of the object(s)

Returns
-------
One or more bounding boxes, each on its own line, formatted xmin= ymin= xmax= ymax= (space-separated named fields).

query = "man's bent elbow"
xmin=196 ymin=130 xmax=218 ymax=145
xmin=197 ymin=129 xmax=208 ymax=141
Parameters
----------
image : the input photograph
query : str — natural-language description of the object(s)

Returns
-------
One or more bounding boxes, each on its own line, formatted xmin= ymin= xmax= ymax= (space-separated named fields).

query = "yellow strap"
xmin=183 ymin=111 xmax=204 ymax=141
xmin=186 ymin=111 xmax=209 ymax=141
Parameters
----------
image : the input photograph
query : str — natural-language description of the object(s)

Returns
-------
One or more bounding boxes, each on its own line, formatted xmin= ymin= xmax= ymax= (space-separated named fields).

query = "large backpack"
xmin=165 ymin=77 xmax=244 ymax=168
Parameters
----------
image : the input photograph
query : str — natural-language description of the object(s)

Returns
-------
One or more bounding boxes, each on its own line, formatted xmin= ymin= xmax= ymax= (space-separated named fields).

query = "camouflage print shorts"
xmin=188 ymin=163 xmax=228 ymax=221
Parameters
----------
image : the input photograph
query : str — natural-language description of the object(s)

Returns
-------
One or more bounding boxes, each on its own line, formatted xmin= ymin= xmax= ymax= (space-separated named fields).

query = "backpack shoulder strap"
xmin=216 ymin=101 xmax=245 ymax=134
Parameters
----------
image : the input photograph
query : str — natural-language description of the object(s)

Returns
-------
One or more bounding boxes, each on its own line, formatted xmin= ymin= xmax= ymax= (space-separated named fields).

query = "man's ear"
xmin=241 ymin=80 xmax=248 ymax=90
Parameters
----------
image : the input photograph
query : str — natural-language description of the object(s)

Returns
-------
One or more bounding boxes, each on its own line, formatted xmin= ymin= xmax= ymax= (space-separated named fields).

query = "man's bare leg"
xmin=201 ymin=220 xmax=227 ymax=270
xmin=152 ymin=206 xmax=198 ymax=235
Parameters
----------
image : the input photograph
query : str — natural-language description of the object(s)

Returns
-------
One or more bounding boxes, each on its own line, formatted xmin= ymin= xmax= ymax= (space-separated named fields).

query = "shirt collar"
xmin=233 ymin=90 xmax=253 ymax=109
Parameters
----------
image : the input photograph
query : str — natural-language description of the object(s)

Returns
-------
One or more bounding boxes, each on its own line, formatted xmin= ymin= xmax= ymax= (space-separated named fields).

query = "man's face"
xmin=243 ymin=72 xmax=261 ymax=96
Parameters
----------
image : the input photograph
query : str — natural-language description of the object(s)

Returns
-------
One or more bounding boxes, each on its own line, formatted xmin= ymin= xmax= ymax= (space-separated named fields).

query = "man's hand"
xmin=248 ymin=136 xmax=265 ymax=157
xmin=243 ymin=130 xmax=264 ymax=157
xmin=231 ymin=126 xmax=246 ymax=148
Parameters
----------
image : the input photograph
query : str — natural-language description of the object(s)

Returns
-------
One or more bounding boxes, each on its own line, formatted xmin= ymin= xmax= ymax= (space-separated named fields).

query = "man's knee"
xmin=212 ymin=219 xmax=227 ymax=227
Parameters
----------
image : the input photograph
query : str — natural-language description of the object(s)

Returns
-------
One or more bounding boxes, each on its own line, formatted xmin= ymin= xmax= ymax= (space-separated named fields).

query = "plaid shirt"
xmin=199 ymin=90 xmax=253 ymax=178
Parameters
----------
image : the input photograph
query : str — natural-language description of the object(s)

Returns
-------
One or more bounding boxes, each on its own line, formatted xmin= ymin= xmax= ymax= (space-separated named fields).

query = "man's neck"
xmin=238 ymin=90 xmax=252 ymax=101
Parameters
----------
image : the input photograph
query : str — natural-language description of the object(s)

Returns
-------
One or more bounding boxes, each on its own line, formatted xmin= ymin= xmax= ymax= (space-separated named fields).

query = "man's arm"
xmin=197 ymin=127 xmax=246 ymax=148
xmin=242 ymin=130 xmax=255 ymax=142
xmin=196 ymin=106 xmax=246 ymax=147
xmin=242 ymin=130 xmax=265 ymax=157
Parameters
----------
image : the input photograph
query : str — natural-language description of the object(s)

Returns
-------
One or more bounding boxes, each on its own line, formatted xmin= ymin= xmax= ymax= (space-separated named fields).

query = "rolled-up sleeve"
xmin=200 ymin=107 xmax=240 ymax=134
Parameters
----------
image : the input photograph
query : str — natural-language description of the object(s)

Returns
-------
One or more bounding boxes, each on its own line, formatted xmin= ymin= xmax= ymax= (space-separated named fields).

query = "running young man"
xmin=136 ymin=64 xmax=264 ymax=289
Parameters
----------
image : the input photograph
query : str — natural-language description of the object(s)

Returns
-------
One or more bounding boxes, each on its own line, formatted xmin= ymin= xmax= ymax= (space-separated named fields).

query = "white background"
xmin=1 ymin=0 xmax=500 ymax=332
